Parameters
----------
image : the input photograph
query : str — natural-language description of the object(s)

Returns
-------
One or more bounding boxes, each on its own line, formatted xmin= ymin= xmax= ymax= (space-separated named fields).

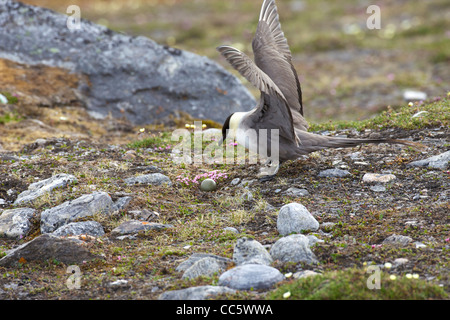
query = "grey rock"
xmin=182 ymin=257 xmax=228 ymax=280
xmin=383 ymin=234 xmax=413 ymax=246
xmin=233 ymin=237 xmax=273 ymax=266
xmin=14 ymin=173 xmax=77 ymax=205
xmin=0 ymin=208 xmax=36 ymax=239
xmin=277 ymin=203 xmax=319 ymax=235
xmin=159 ymin=285 xmax=236 ymax=300
xmin=306 ymin=234 xmax=324 ymax=247
xmin=321 ymin=222 xmax=336 ymax=232
xmin=370 ymin=185 xmax=386 ymax=192
xmin=114 ymin=196 xmax=133 ymax=211
xmin=241 ymin=190 xmax=254 ymax=201
xmin=124 ymin=173 xmax=172 ymax=186
xmin=293 ymin=270 xmax=321 ymax=279
xmin=414 ymin=241 xmax=427 ymax=248
xmin=393 ymin=258 xmax=409 ymax=266
xmin=318 ymin=168 xmax=351 ymax=178
xmin=270 ymin=234 xmax=318 ymax=264
xmin=239 ymin=179 xmax=257 ymax=188
xmin=218 ymin=264 xmax=284 ymax=290
xmin=109 ymin=279 xmax=128 ymax=286
xmin=40 ymin=191 xmax=116 ymax=234
xmin=128 ymin=209 xmax=159 ymax=221
xmin=362 ymin=173 xmax=396 ymax=183
xmin=0 ymin=234 xmax=101 ymax=267
xmin=52 ymin=221 xmax=105 ymax=237
xmin=407 ymin=151 xmax=450 ymax=169
xmin=403 ymin=90 xmax=427 ymax=101
xmin=283 ymin=187 xmax=309 ymax=197
xmin=110 ymin=219 xmax=173 ymax=236
xmin=176 ymin=253 xmax=232 ymax=272
xmin=0 ymin=0 xmax=254 ymax=125
xmin=223 ymin=227 xmax=239 ymax=234
xmin=230 ymin=178 xmax=240 ymax=186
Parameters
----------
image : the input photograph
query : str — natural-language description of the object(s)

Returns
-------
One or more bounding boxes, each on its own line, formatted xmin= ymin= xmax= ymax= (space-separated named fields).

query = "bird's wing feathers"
xmin=247 ymin=92 xmax=300 ymax=147
xmin=257 ymin=0 xmax=292 ymax=61
xmin=216 ymin=45 xmax=286 ymax=100
xmin=253 ymin=0 xmax=307 ymax=130
xmin=216 ymin=45 xmax=299 ymax=146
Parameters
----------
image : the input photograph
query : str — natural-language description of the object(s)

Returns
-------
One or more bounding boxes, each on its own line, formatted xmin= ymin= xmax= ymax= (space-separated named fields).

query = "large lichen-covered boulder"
xmin=0 ymin=0 xmax=255 ymax=125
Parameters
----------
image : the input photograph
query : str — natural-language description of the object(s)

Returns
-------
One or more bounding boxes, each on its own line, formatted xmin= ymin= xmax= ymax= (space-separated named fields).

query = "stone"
xmin=241 ymin=190 xmax=254 ymax=201
xmin=200 ymin=179 xmax=217 ymax=191
xmin=407 ymin=151 xmax=450 ymax=169
xmin=218 ymin=264 xmax=285 ymax=290
xmin=114 ymin=196 xmax=133 ymax=211
xmin=403 ymin=90 xmax=427 ymax=101
xmin=318 ymin=168 xmax=351 ymax=178
xmin=370 ymin=185 xmax=386 ymax=192
xmin=40 ymin=191 xmax=116 ymax=234
xmin=52 ymin=221 xmax=105 ymax=237
xmin=393 ymin=258 xmax=409 ymax=266
xmin=362 ymin=173 xmax=396 ymax=183
xmin=0 ymin=208 xmax=36 ymax=239
xmin=109 ymin=279 xmax=128 ymax=286
xmin=110 ymin=219 xmax=173 ymax=236
xmin=128 ymin=209 xmax=159 ymax=221
xmin=223 ymin=227 xmax=239 ymax=234
xmin=0 ymin=0 xmax=255 ymax=125
xmin=414 ymin=242 xmax=427 ymax=249
xmin=124 ymin=173 xmax=172 ymax=186
xmin=0 ymin=234 xmax=101 ymax=267
xmin=230 ymin=178 xmax=240 ymax=186
xmin=182 ymin=257 xmax=228 ymax=280
xmin=277 ymin=203 xmax=319 ymax=235
xmin=176 ymin=253 xmax=232 ymax=272
xmin=159 ymin=286 xmax=236 ymax=300
xmin=383 ymin=234 xmax=413 ymax=246
xmin=283 ymin=187 xmax=309 ymax=197
xmin=14 ymin=173 xmax=77 ymax=205
xmin=270 ymin=234 xmax=318 ymax=264
xmin=293 ymin=270 xmax=321 ymax=279
xmin=306 ymin=234 xmax=324 ymax=247
xmin=321 ymin=222 xmax=336 ymax=232
xmin=233 ymin=237 xmax=273 ymax=266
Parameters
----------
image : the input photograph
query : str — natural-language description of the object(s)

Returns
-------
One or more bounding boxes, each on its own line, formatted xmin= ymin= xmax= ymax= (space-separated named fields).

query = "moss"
xmin=268 ymin=268 xmax=449 ymax=300
xmin=308 ymin=98 xmax=450 ymax=132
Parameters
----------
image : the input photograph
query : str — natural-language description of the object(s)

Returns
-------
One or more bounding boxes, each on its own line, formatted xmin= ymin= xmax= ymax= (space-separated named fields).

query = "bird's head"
xmin=219 ymin=113 xmax=234 ymax=146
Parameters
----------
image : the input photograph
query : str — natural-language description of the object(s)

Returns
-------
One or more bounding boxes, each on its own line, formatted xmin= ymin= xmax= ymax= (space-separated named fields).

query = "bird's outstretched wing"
xmin=253 ymin=0 xmax=307 ymax=131
xmin=217 ymin=45 xmax=300 ymax=146
xmin=216 ymin=45 xmax=286 ymax=100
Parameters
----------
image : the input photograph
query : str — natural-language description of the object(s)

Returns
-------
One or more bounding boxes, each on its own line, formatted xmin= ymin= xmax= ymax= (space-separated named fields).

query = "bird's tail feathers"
xmin=317 ymin=136 xmax=425 ymax=151
xmin=295 ymin=131 xmax=425 ymax=154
